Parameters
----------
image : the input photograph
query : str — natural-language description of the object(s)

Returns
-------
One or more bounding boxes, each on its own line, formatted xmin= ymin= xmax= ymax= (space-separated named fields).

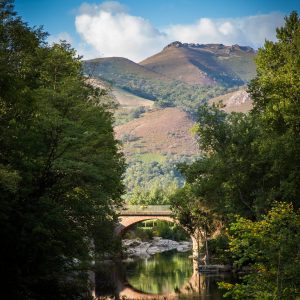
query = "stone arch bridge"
xmin=116 ymin=205 xmax=199 ymax=267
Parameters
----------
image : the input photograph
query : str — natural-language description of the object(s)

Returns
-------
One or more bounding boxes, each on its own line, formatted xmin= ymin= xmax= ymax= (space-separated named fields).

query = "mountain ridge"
xmin=83 ymin=41 xmax=256 ymax=112
xmin=161 ymin=41 xmax=255 ymax=54
xmin=84 ymin=41 xmax=256 ymax=88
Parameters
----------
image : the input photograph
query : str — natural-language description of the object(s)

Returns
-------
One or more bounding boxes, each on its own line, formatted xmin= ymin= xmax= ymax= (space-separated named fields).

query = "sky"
xmin=15 ymin=0 xmax=300 ymax=62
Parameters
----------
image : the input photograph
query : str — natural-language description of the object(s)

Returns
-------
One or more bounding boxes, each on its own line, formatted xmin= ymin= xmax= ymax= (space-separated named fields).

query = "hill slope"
xmin=114 ymin=107 xmax=198 ymax=159
xmin=112 ymin=88 xmax=153 ymax=109
xmin=209 ymin=88 xmax=252 ymax=113
xmin=84 ymin=57 xmax=167 ymax=81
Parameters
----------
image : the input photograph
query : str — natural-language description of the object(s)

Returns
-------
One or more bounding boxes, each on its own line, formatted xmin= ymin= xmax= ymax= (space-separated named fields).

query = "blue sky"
xmin=14 ymin=1 xmax=300 ymax=61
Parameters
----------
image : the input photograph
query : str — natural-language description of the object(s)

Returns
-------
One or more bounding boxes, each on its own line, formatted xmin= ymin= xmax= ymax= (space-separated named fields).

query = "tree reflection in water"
xmin=95 ymin=250 xmax=233 ymax=299
xmin=125 ymin=250 xmax=193 ymax=294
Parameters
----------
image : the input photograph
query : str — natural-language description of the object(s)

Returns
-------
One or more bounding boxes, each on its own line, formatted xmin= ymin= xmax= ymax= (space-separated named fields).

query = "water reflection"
xmin=95 ymin=250 xmax=232 ymax=299
xmin=125 ymin=250 xmax=193 ymax=294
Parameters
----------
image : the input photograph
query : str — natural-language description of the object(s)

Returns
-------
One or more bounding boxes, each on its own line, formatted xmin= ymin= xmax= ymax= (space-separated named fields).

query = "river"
xmin=95 ymin=249 xmax=233 ymax=299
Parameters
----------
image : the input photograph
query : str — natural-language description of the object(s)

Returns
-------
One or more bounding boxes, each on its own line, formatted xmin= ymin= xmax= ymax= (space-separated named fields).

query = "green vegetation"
xmin=171 ymin=11 xmax=300 ymax=298
xmin=218 ymin=55 xmax=256 ymax=82
xmin=0 ymin=1 xmax=124 ymax=299
xmin=125 ymin=250 xmax=193 ymax=294
xmin=84 ymin=58 xmax=234 ymax=115
xmin=124 ymin=157 xmax=195 ymax=205
xmin=124 ymin=220 xmax=189 ymax=241
xmin=136 ymin=152 xmax=166 ymax=163
xmin=114 ymin=106 xmax=150 ymax=126
xmin=220 ymin=202 xmax=300 ymax=299
xmin=2 ymin=1 xmax=299 ymax=298
xmin=171 ymin=186 xmax=218 ymax=265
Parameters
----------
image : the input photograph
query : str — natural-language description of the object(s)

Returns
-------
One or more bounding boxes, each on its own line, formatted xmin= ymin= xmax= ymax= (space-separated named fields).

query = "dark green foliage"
xmin=178 ymin=105 xmax=267 ymax=219
xmin=152 ymin=222 xmax=189 ymax=241
xmin=205 ymin=233 xmax=231 ymax=265
xmin=248 ymin=11 xmax=300 ymax=207
xmin=0 ymin=2 xmax=124 ymax=299
xmin=171 ymin=185 xmax=217 ymax=264
xmin=220 ymin=202 xmax=300 ymax=299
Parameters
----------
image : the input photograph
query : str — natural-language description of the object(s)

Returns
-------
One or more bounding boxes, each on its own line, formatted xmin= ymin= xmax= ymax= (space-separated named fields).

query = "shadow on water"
xmin=95 ymin=250 xmax=234 ymax=299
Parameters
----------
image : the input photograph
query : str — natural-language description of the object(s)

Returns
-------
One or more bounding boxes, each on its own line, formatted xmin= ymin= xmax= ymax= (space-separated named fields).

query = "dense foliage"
xmin=123 ymin=156 xmax=194 ymax=204
xmin=0 ymin=1 xmax=124 ymax=299
xmin=220 ymin=202 xmax=300 ymax=299
xmin=171 ymin=11 xmax=300 ymax=298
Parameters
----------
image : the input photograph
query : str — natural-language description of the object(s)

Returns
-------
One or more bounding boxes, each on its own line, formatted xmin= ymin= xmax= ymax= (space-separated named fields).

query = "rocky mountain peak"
xmin=163 ymin=41 xmax=255 ymax=54
xmin=163 ymin=41 xmax=184 ymax=49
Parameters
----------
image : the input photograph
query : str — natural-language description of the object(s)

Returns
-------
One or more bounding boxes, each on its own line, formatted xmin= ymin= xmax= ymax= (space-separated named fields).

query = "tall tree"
xmin=0 ymin=1 xmax=125 ymax=299
xmin=248 ymin=11 xmax=300 ymax=207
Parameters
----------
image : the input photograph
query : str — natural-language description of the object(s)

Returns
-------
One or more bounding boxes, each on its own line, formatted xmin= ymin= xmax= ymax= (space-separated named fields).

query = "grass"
xmin=137 ymin=153 xmax=166 ymax=163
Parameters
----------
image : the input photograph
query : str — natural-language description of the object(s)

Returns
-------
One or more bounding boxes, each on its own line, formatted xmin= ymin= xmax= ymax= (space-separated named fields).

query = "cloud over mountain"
xmin=75 ymin=1 xmax=166 ymax=61
xmin=75 ymin=1 xmax=284 ymax=61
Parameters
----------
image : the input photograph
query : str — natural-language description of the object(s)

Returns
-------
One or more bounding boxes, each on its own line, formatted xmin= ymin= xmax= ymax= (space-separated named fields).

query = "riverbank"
xmin=123 ymin=237 xmax=192 ymax=259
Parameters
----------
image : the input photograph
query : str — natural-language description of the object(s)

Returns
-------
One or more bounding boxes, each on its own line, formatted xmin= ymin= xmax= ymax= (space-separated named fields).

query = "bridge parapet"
xmin=119 ymin=205 xmax=171 ymax=216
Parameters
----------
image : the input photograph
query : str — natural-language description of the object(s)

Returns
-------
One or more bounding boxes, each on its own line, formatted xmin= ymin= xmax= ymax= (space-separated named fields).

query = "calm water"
xmin=95 ymin=250 xmax=232 ymax=299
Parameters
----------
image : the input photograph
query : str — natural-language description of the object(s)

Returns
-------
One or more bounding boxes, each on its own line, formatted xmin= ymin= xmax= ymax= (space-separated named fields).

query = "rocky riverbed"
xmin=122 ymin=237 xmax=192 ymax=259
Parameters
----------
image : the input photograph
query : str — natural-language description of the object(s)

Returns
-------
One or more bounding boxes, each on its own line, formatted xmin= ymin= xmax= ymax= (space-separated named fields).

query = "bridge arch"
xmin=116 ymin=215 xmax=175 ymax=236
xmin=116 ymin=205 xmax=200 ymax=270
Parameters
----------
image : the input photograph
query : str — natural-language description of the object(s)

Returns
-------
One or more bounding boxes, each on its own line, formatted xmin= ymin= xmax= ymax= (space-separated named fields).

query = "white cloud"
xmin=75 ymin=2 xmax=166 ymax=61
xmin=166 ymin=13 xmax=284 ymax=48
xmin=75 ymin=1 xmax=285 ymax=62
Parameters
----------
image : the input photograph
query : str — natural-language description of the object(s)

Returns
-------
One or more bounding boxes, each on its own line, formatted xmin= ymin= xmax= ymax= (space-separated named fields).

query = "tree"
xmin=179 ymin=104 xmax=266 ymax=220
xmin=248 ymin=11 xmax=300 ymax=207
xmin=170 ymin=185 xmax=217 ymax=266
xmin=220 ymin=202 xmax=300 ymax=299
xmin=0 ymin=1 xmax=125 ymax=299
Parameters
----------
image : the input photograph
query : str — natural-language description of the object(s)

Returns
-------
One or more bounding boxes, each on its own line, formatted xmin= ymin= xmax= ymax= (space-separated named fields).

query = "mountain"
xmin=140 ymin=42 xmax=256 ymax=86
xmin=84 ymin=42 xmax=256 ymax=89
xmin=112 ymin=88 xmax=154 ymax=109
xmin=209 ymin=88 xmax=253 ymax=113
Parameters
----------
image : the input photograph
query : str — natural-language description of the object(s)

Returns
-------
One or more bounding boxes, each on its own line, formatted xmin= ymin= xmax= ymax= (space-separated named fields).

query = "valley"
xmin=84 ymin=42 xmax=255 ymax=203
